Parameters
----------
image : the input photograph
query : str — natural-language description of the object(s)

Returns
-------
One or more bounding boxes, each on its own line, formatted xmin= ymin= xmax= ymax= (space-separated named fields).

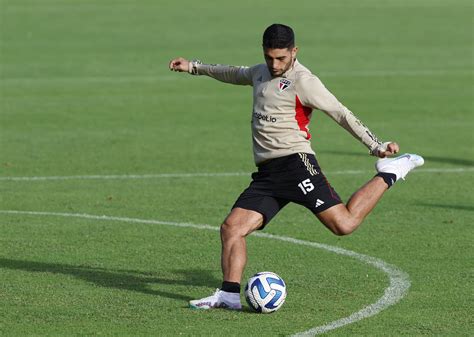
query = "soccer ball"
xmin=244 ymin=271 xmax=287 ymax=313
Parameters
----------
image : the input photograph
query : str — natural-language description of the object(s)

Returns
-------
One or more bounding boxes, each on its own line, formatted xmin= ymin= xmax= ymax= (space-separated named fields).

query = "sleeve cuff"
xmin=370 ymin=141 xmax=391 ymax=156
xmin=188 ymin=59 xmax=202 ymax=75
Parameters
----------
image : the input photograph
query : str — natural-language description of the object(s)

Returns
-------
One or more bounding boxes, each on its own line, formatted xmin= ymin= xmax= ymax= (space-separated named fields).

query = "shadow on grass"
xmin=416 ymin=203 xmax=474 ymax=212
xmin=0 ymin=258 xmax=221 ymax=301
xmin=320 ymin=150 xmax=474 ymax=167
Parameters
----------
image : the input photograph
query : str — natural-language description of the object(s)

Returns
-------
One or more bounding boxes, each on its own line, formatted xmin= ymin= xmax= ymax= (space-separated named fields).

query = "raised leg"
xmin=317 ymin=176 xmax=388 ymax=235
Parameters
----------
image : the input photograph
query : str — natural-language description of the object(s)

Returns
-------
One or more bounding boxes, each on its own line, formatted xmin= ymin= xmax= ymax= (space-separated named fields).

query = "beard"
xmin=268 ymin=58 xmax=295 ymax=77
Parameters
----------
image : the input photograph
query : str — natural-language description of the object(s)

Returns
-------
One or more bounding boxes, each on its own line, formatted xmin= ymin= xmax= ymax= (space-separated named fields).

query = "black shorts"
xmin=232 ymin=153 xmax=342 ymax=228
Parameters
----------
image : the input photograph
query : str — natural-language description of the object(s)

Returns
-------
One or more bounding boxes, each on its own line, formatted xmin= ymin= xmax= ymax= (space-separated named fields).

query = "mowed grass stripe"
xmin=0 ymin=167 xmax=472 ymax=181
xmin=0 ymin=209 xmax=410 ymax=336
xmin=1 ymin=69 xmax=472 ymax=85
xmin=1 ymin=0 xmax=472 ymax=335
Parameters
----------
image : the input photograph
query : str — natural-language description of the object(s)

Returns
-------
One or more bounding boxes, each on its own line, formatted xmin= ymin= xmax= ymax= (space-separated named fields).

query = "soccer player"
xmin=169 ymin=24 xmax=424 ymax=310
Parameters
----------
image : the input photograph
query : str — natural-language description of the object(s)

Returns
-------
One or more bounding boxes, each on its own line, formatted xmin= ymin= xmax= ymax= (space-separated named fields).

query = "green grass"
xmin=1 ymin=0 xmax=473 ymax=335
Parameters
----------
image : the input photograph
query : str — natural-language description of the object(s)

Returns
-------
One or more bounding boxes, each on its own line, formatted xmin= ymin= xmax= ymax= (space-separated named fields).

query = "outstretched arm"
xmin=298 ymin=74 xmax=399 ymax=158
xmin=169 ymin=57 xmax=253 ymax=86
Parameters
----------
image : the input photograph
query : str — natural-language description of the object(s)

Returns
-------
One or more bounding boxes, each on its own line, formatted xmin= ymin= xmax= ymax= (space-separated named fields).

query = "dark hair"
xmin=262 ymin=24 xmax=295 ymax=49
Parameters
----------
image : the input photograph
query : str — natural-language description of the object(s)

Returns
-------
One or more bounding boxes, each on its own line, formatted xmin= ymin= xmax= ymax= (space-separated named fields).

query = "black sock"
xmin=221 ymin=281 xmax=241 ymax=293
xmin=375 ymin=172 xmax=397 ymax=188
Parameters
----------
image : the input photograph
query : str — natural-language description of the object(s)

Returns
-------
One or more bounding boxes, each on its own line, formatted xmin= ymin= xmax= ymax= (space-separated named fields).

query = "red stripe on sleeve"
xmin=295 ymin=95 xmax=313 ymax=140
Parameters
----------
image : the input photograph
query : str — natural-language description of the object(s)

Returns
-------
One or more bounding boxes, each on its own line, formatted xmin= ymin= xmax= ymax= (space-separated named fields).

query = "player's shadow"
xmin=0 ymin=258 xmax=220 ymax=301
xmin=420 ymin=155 xmax=473 ymax=167
xmin=320 ymin=150 xmax=474 ymax=167
xmin=416 ymin=203 xmax=474 ymax=212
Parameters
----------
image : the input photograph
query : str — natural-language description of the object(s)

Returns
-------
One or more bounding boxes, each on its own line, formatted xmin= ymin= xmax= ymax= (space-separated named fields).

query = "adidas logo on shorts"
xmin=315 ymin=199 xmax=325 ymax=208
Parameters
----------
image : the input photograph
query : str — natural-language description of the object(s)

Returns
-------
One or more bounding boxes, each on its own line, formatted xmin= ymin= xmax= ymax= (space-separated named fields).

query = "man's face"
xmin=263 ymin=47 xmax=298 ymax=77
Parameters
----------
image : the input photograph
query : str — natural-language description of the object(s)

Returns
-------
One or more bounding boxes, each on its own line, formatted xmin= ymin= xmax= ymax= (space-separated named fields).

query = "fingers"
xmin=387 ymin=142 xmax=400 ymax=155
xmin=169 ymin=57 xmax=188 ymax=72
xmin=168 ymin=58 xmax=180 ymax=71
xmin=168 ymin=59 xmax=176 ymax=70
xmin=379 ymin=142 xmax=400 ymax=158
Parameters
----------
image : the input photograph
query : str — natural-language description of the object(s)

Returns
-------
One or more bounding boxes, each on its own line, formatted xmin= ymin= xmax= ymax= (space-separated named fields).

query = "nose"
xmin=270 ymin=60 xmax=279 ymax=70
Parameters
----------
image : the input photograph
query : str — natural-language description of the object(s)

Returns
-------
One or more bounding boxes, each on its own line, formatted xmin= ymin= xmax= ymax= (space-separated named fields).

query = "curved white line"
xmin=0 ymin=210 xmax=410 ymax=336
xmin=0 ymin=167 xmax=472 ymax=182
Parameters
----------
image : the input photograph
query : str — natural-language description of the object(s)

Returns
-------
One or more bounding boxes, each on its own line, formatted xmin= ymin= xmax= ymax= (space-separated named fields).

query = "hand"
xmin=377 ymin=142 xmax=399 ymax=158
xmin=169 ymin=57 xmax=190 ymax=72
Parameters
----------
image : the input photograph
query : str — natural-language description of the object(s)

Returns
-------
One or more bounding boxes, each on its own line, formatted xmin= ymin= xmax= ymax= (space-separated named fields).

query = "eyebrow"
xmin=264 ymin=54 xmax=287 ymax=60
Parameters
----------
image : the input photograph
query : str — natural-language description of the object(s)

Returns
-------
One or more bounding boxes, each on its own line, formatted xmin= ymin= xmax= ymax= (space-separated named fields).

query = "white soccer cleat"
xmin=376 ymin=153 xmax=424 ymax=181
xmin=189 ymin=289 xmax=242 ymax=310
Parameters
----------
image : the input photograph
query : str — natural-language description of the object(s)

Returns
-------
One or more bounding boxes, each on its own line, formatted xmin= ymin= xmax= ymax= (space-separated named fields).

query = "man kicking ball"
xmin=169 ymin=23 xmax=424 ymax=310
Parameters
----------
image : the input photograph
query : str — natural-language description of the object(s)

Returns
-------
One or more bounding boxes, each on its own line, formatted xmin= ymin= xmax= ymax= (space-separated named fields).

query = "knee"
xmin=329 ymin=219 xmax=360 ymax=236
xmin=317 ymin=205 xmax=363 ymax=236
xmin=220 ymin=218 xmax=247 ymax=239
xmin=220 ymin=211 xmax=262 ymax=239
xmin=332 ymin=225 xmax=354 ymax=236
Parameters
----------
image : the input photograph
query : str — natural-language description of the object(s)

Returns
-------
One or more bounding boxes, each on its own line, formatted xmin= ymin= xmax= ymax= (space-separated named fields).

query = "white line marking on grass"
xmin=321 ymin=69 xmax=474 ymax=78
xmin=0 ymin=167 xmax=472 ymax=182
xmin=0 ymin=75 xmax=162 ymax=85
xmin=0 ymin=210 xmax=410 ymax=336
xmin=0 ymin=172 xmax=249 ymax=181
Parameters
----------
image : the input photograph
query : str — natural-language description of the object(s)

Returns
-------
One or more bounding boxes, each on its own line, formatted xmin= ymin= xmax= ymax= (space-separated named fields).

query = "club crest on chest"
xmin=279 ymin=78 xmax=292 ymax=92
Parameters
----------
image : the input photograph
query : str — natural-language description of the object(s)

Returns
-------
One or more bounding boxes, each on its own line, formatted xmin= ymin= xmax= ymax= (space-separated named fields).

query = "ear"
xmin=292 ymin=47 xmax=298 ymax=59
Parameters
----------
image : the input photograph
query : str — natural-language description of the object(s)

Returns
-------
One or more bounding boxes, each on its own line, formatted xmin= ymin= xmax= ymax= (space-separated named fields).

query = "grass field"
xmin=1 ymin=0 xmax=473 ymax=335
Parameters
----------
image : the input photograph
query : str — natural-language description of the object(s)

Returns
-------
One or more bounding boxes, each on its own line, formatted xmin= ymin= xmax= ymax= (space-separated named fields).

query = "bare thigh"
xmin=223 ymin=207 xmax=264 ymax=235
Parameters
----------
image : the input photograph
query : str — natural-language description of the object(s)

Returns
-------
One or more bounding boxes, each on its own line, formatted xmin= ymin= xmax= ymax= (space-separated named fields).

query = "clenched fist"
xmin=169 ymin=57 xmax=190 ymax=72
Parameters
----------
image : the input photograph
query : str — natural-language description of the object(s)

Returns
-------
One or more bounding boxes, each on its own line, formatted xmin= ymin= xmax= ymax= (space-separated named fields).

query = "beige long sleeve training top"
xmin=190 ymin=59 xmax=383 ymax=165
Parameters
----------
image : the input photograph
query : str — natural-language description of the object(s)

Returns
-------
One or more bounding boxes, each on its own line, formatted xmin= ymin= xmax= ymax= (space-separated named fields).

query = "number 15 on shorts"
xmin=298 ymin=178 xmax=314 ymax=195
